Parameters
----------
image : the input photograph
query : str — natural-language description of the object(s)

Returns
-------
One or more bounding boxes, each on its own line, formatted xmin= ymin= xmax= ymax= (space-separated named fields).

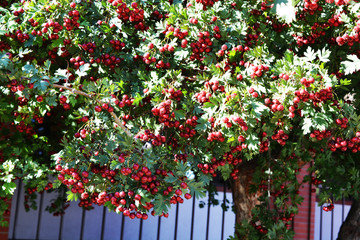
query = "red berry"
xmin=95 ymin=106 xmax=102 ymax=112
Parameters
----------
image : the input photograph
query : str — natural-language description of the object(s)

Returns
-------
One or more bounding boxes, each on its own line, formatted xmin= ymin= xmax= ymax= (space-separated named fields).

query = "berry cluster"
xmin=204 ymin=79 xmax=225 ymax=92
xmin=310 ymin=129 xmax=332 ymax=141
xmin=207 ymin=131 xmax=224 ymax=142
xmin=248 ymin=87 xmax=259 ymax=98
xmin=136 ymin=130 xmax=166 ymax=146
xmin=99 ymin=53 xmax=123 ymax=69
xmin=335 ymin=117 xmax=348 ymax=128
xmin=174 ymin=153 xmax=188 ymax=163
xmin=336 ymin=32 xmax=359 ymax=47
xmin=117 ymin=94 xmax=134 ymax=108
xmin=162 ymin=24 xmax=189 ymax=40
xmin=195 ymin=0 xmax=219 ymax=10
xmin=303 ymin=0 xmax=322 ymax=13
xmin=189 ymin=31 xmax=213 ymax=61
xmin=6 ymin=30 xmax=29 ymax=43
xmin=158 ymin=44 xmax=175 ymax=53
xmin=155 ymin=59 xmax=171 ymax=69
xmin=151 ymin=100 xmax=174 ymax=123
xmin=195 ymin=90 xmax=212 ymax=103
xmin=300 ymin=77 xmax=315 ymax=87
xmin=178 ymin=125 xmax=196 ymax=139
xmin=271 ymin=129 xmax=289 ymax=146
xmin=28 ymin=18 xmax=39 ymax=28
xmin=109 ymin=39 xmax=125 ymax=51
xmin=59 ymin=95 xmax=71 ymax=110
xmin=150 ymin=10 xmax=163 ymax=20
xmin=322 ymin=203 xmax=334 ymax=211
xmin=162 ymin=88 xmax=183 ymax=101
xmin=0 ymin=41 xmax=11 ymax=52
xmin=197 ymin=162 xmax=217 ymax=177
xmin=265 ymin=98 xmax=285 ymax=113
xmin=64 ymin=10 xmax=80 ymax=31
xmin=231 ymin=116 xmax=248 ymax=131
xmin=115 ymin=2 xmax=147 ymax=31
xmin=80 ymin=42 xmax=96 ymax=54
xmin=328 ymin=135 xmax=360 ymax=152
xmin=259 ymin=139 xmax=269 ymax=153
xmin=41 ymin=20 xmax=63 ymax=39
xmin=70 ymin=56 xmax=86 ymax=69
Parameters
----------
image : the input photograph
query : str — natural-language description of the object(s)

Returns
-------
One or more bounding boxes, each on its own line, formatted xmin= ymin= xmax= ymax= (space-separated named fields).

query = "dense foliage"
xmin=0 ymin=0 xmax=360 ymax=238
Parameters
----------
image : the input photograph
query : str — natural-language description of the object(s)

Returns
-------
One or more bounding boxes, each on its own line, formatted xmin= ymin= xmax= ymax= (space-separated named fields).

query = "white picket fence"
xmin=7 ymin=180 xmax=352 ymax=240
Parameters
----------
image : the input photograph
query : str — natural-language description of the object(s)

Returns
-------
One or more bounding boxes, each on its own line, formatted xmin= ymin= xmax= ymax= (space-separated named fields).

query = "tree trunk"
xmin=230 ymin=160 xmax=260 ymax=238
xmin=338 ymin=199 xmax=360 ymax=240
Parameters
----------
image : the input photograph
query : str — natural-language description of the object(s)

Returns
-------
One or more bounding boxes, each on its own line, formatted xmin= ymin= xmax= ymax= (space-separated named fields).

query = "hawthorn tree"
xmin=1 ymin=0 xmax=360 ymax=239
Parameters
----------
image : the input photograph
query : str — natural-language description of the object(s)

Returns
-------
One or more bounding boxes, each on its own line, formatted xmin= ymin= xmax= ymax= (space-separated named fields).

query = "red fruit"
xmin=277 ymin=105 xmax=284 ymax=111
xmin=118 ymin=155 xmax=125 ymax=163
xmin=119 ymin=191 xmax=126 ymax=198
xmin=123 ymin=209 xmax=130 ymax=216
xmin=180 ymin=182 xmax=188 ymax=189
xmin=70 ymin=2 xmax=76 ymax=8
xmin=81 ymin=192 xmax=89 ymax=199
xmin=133 ymin=163 xmax=139 ymax=170
xmin=95 ymin=106 xmax=102 ymax=112
xmin=135 ymin=194 xmax=141 ymax=201
xmin=238 ymin=135 xmax=245 ymax=142
xmin=55 ymin=165 xmax=62 ymax=171
xmin=175 ymin=189 xmax=182 ymax=196
xmin=36 ymin=96 xmax=44 ymax=102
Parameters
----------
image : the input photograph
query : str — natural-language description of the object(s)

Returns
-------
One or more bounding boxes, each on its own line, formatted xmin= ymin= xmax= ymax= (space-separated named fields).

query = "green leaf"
xmin=195 ymin=117 xmax=210 ymax=131
xmin=341 ymin=55 xmax=360 ymax=75
xmin=246 ymin=134 xmax=259 ymax=151
xmin=174 ymin=110 xmax=186 ymax=120
xmin=302 ymin=47 xmax=316 ymax=62
xmin=18 ymin=48 xmax=33 ymax=58
xmin=249 ymin=101 xmax=269 ymax=118
xmin=75 ymin=63 xmax=91 ymax=77
xmin=270 ymin=0 xmax=296 ymax=23
xmin=165 ymin=173 xmax=178 ymax=183
xmin=174 ymin=49 xmax=189 ymax=61
xmin=153 ymin=194 xmax=170 ymax=215
xmin=0 ymin=53 xmax=9 ymax=68
xmin=66 ymin=191 xmax=79 ymax=201
xmin=302 ymin=117 xmax=312 ymax=135
xmin=188 ymin=181 xmax=206 ymax=199
xmin=23 ymin=64 xmax=38 ymax=74
xmin=317 ymin=48 xmax=331 ymax=63
xmin=34 ymin=79 xmax=50 ymax=92
xmin=1 ymin=182 xmax=16 ymax=195
xmin=55 ymin=69 xmax=68 ymax=79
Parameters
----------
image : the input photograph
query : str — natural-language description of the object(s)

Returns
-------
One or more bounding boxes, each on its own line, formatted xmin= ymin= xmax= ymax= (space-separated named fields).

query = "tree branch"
xmin=53 ymin=84 xmax=94 ymax=98
xmin=52 ymin=84 xmax=133 ymax=138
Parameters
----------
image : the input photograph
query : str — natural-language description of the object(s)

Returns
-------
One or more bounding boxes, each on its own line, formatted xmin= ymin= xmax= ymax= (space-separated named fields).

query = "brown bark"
xmin=338 ymin=199 xmax=360 ymax=240
xmin=230 ymin=160 xmax=260 ymax=237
